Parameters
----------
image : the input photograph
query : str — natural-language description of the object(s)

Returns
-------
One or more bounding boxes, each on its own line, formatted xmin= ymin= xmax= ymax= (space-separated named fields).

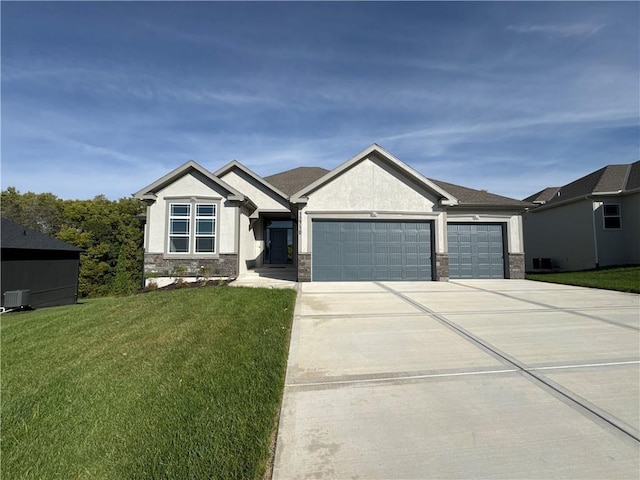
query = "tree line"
xmin=1 ymin=187 xmax=145 ymax=298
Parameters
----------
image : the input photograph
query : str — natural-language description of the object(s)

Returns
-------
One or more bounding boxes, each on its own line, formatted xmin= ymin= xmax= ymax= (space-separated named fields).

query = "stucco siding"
xmin=300 ymin=156 xmax=442 ymax=254
xmin=305 ymin=157 xmax=438 ymax=212
xmin=146 ymin=171 xmax=237 ymax=254
xmin=523 ymin=200 xmax=595 ymax=271
xmin=219 ymin=169 xmax=290 ymax=212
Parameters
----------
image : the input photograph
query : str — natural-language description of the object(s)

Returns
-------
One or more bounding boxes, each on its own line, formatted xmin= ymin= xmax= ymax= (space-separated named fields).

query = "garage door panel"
xmin=448 ymin=223 xmax=504 ymax=279
xmin=312 ymin=220 xmax=432 ymax=281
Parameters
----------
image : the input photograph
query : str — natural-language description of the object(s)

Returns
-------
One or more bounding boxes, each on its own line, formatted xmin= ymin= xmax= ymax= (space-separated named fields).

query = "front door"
xmin=270 ymin=228 xmax=288 ymax=264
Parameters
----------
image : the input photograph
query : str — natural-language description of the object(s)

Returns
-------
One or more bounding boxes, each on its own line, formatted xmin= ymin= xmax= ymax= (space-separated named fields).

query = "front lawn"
xmin=527 ymin=265 xmax=640 ymax=293
xmin=1 ymin=286 xmax=297 ymax=479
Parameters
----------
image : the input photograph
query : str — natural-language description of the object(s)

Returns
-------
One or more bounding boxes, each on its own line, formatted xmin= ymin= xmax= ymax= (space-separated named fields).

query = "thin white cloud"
xmin=507 ymin=23 xmax=604 ymax=37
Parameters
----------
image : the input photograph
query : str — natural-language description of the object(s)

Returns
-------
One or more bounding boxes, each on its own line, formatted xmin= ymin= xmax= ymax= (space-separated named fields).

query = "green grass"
xmin=527 ymin=265 xmax=640 ymax=293
xmin=1 ymin=286 xmax=297 ymax=479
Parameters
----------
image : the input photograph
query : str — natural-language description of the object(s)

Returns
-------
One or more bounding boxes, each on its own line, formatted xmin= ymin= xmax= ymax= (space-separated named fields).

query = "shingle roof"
xmin=428 ymin=179 xmax=532 ymax=208
xmin=264 ymin=167 xmax=331 ymax=196
xmin=534 ymin=160 xmax=640 ymax=207
xmin=523 ymin=187 xmax=561 ymax=204
xmin=1 ymin=218 xmax=83 ymax=251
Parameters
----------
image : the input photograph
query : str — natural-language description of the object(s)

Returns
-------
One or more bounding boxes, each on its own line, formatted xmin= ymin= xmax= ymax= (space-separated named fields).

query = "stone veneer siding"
xmin=144 ymin=253 xmax=238 ymax=279
xmin=297 ymin=253 xmax=312 ymax=282
xmin=434 ymin=253 xmax=449 ymax=281
xmin=507 ymin=253 xmax=525 ymax=279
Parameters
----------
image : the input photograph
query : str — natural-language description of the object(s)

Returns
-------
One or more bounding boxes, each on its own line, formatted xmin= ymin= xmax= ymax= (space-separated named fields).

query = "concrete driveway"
xmin=273 ymin=280 xmax=640 ymax=479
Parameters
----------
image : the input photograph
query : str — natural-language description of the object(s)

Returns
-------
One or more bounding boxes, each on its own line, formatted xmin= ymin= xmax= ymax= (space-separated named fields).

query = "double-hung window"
xmin=168 ymin=201 xmax=217 ymax=254
xmin=603 ymin=204 xmax=621 ymax=229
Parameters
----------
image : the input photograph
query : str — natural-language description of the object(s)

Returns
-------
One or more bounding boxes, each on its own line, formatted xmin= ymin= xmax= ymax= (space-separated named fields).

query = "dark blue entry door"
xmin=312 ymin=220 xmax=433 ymax=281
xmin=270 ymin=228 xmax=288 ymax=264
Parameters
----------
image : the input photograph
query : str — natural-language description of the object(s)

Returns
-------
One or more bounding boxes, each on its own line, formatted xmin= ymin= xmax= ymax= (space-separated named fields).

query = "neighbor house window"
xmin=603 ymin=204 xmax=621 ymax=229
xmin=168 ymin=202 xmax=217 ymax=254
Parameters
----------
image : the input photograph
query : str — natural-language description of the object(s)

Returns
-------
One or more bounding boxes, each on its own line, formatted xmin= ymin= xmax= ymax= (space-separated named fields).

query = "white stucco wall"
xmin=299 ymin=156 xmax=444 ymax=253
xmin=219 ymin=169 xmax=290 ymax=212
xmin=145 ymin=171 xmax=237 ymax=254
xmin=305 ymin=157 xmax=438 ymax=212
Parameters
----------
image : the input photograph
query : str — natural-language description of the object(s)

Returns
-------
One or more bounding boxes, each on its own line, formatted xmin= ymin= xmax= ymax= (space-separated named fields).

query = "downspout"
xmin=591 ymin=198 xmax=600 ymax=268
xmin=235 ymin=202 xmax=242 ymax=278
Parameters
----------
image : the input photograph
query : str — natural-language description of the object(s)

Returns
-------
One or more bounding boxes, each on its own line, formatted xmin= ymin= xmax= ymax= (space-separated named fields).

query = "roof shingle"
xmin=264 ymin=167 xmax=330 ymax=196
xmin=1 ymin=218 xmax=83 ymax=251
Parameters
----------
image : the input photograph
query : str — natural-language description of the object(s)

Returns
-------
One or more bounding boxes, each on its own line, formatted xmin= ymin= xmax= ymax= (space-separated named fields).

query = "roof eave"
xmin=215 ymin=160 xmax=290 ymax=201
xmin=290 ymin=144 xmax=458 ymax=204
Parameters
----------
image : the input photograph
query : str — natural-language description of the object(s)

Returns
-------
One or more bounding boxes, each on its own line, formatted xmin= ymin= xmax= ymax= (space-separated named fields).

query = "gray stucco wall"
xmin=523 ymin=199 xmax=596 ymax=271
xmin=621 ymin=193 xmax=640 ymax=265
xmin=592 ymin=193 xmax=640 ymax=267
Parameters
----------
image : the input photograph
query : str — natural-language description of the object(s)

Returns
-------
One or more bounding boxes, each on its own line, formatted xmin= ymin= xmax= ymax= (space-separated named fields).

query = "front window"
xmin=168 ymin=202 xmax=217 ymax=254
xmin=195 ymin=204 xmax=216 ymax=253
xmin=603 ymin=204 xmax=621 ymax=229
xmin=169 ymin=203 xmax=190 ymax=252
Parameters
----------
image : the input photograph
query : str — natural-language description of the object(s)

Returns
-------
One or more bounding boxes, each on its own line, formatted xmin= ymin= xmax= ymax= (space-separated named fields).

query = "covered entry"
xmin=448 ymin=223 xmax=505 ymax=278
xmin=312 ymin=220 xmax=433 ymax=281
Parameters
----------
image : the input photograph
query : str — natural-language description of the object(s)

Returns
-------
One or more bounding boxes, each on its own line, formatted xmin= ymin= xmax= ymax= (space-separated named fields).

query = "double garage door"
xmin=312 ymin=220 xmax=432 ymax=281
xmin=311 ymin=220 xmax=506 ymax=281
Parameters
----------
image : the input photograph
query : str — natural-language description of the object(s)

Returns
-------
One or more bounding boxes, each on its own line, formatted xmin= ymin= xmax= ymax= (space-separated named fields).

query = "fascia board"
xmin=290 ymin=143 xmax=458 ymax=204
xmin=214 ymin=160 xmax=290 ymax=201
xmin=133 ymin=160 xmax=245 ymax=200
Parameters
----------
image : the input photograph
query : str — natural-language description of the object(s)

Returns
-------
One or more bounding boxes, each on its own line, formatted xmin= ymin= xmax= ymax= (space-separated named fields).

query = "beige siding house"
xmin=134 ymin=144 xmax=530 ymax=283
xmin=523 ymin=160 xmax=640 ymax=271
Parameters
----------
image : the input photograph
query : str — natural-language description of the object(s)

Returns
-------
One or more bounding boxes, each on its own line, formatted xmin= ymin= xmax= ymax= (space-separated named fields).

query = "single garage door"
xmin=448 ymin=223 xmax=504 ymax=278
xmin=312 ymin=220 xmax=432 ymax=281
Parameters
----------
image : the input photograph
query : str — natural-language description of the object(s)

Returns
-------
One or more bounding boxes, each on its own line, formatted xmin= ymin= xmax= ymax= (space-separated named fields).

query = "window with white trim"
xmin=194 ymin=204 xmax=216 ymax=253
xmin=169 ymin=203 xmax=190 ymax=253
xmin=168 ymin=202 xmax=217 ymax=253
xmin=603 ymin=204 xmax=621 ymax=229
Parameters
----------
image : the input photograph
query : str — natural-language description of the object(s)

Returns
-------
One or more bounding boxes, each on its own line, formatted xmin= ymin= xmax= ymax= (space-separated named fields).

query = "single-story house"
xmin=134 ymin=144 xmax=531 ymax=283
xmin=1 ymin=217 xmax=82 ymax=308
xmin=523 ymin=160 xmax=640 ymax=271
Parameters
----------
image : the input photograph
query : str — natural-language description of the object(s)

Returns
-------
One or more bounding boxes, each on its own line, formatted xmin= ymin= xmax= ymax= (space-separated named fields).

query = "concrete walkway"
xmin=230 ymin=266 xmax=297 ymax=289
xmin=273 ymin=280 xmax=640 ymax=479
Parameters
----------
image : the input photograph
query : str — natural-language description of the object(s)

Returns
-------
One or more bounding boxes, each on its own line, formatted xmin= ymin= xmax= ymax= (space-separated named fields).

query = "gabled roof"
xmin=290 ymin=144 xmax=458 ymax=205
xmin=264 ymin=167 xmax=330 ymax=196
xmin=133 ymin=160 xmax=245 ymax=201
xmin=214 ymin=160 xmax=290 ymax=200
xmin=1 ymin=218 xmax=83 ymax=252
xmin=429 ymin=179 xmax=532 ymax=208
xmin=528 ymin=160 xmax=640 ymax=209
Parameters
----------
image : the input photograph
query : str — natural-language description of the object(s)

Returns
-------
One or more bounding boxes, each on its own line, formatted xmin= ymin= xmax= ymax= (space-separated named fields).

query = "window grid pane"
xmin=168 ymin=202 xmax=217 ymax=254
xmin=194 ymin=203 xmax=216 ymax=253
xmin=603 ymin=204 xmax=621 ymax=229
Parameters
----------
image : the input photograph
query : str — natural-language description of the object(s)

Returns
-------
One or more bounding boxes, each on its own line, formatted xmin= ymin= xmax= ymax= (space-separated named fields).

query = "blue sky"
xmin=2 ymin=1 xmax=638 ymax=200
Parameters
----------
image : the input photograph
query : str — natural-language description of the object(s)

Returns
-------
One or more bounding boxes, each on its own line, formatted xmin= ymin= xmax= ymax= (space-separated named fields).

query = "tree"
xmin=1 ymin=188 xmax=145 ymax=297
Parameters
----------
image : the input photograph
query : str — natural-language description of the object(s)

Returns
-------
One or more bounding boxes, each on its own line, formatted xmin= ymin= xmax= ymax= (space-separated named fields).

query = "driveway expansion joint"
xmin=376 ymin=281 xmax=640 ymax=443
xmin=453 ymin=281 xmax=640 ymax=331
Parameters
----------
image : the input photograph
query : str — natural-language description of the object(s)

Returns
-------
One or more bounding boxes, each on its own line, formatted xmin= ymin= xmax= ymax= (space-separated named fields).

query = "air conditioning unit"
xmin=3 ymin=290 xmax=31 ymax=309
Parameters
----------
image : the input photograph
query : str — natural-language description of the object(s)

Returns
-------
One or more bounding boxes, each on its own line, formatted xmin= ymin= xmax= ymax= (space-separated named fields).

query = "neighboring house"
xmin=523 ymin=160 xmax=640 ymax=272
xmin=1 ymin=218 xmax=82 ymax=308
xmin=134 ymin=144 xmax=530 ymax=283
